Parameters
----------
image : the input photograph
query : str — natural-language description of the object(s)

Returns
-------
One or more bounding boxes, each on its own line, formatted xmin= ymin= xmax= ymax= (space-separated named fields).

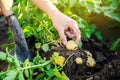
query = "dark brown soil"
xmin=0 ymin=16 xmax=8 ymax=71
xmin=0 ymin=16 xmax=120 ymax=80
xmin=39 ymin=38 xmax=120 ymax=80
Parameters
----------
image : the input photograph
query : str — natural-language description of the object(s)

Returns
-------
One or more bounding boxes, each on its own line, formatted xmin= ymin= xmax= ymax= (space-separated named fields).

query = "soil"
xmin=0 ymin=16 xmax=120 ymax=80
xmin=0 ymin=16 xmax=8 ymax=71
xmin=40 ymin=38 xmax=120 ymax=80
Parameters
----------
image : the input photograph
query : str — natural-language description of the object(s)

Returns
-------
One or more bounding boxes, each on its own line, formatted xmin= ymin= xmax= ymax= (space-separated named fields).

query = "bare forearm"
xmin=30 ymin=0 xmax=81 ymax=45
xmin=30 ymin=0 xmax=60 ymax=19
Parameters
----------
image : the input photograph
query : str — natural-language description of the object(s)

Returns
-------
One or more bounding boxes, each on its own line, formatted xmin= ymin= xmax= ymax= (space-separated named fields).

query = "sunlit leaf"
xmin=0 ymin=52 xmax=7 ymax=60
xmin=35 ymin=43 xmax=41 ymax=49
xmin=18 ymin=71 xmax=25 ymax=80
xmin=4 ymin=70 xmax=18 ymax=80
xmin=42 ymin=44 xmax=49 ymax=52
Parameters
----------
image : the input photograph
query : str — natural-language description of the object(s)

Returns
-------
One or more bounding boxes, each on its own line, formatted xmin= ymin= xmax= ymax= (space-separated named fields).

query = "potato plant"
xmin=1 ymin=0 xmax=120 ymax=80
xmin=6 ymin=0 xmax=103 ymax=52
xmin=0 ymin=51 xmax=68 ymax=80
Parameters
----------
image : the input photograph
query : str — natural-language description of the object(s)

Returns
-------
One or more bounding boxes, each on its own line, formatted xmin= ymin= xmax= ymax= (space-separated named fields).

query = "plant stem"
xmin=60 ymin=53 xmax=75 ymax=70
xmin=18 ymin=60 xmax=52 ymax=71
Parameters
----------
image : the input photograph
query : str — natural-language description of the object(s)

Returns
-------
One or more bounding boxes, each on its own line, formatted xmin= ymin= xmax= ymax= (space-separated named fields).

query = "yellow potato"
xmin=75 ymin=57 xmax=83 ymax=65
xmin=86 ymin=57 xmax=96 ymax=67
xmin=85 ymin=50 xmax=93 ymax=57
xmin=54 ymin=56 xmax=65 ymax=66
xmin=66 ymin=40 xmax=78 ymax=50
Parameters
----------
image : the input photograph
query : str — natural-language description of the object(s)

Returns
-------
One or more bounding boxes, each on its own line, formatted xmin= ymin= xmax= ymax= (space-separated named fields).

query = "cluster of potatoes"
xmin=74 ymin=51 xmax=96 ymax=67
xmin=66 ymin=40 xmax=96 ymax=68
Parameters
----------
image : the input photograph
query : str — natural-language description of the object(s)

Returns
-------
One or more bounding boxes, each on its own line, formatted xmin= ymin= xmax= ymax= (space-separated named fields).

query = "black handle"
xmin=6 ymin=14 xmax=31 ymax=62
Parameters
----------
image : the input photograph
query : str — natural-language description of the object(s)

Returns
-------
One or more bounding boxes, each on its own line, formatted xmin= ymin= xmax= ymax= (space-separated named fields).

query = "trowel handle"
xmin=6 ymin=14 xmax=31 ymax=62
xmin=6 ymin=14 xmax=28 ymax=49
xmin=0 ymin=0 xmax=31 ymax=62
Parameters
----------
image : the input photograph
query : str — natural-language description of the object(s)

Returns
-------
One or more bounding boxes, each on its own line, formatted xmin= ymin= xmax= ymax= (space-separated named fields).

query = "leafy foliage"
xmin=11 ymin=0 xmax=101 ymax=50
xmin=1 ymin=0 xmax=120 ymax=79
xmin=52 ymin=0 xmax=120 ymax=22
xmin=0 ymin=51 xmax=68 ymax=80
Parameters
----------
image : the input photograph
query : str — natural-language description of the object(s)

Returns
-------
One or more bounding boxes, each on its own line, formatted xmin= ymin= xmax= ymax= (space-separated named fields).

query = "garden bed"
xmin=39 ymin=38 xmax=120 ymax=80
xmin=0 ymin=16 xmax=120 ymax=80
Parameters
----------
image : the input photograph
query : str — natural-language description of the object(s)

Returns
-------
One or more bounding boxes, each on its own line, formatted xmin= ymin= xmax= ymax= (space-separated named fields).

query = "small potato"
xmin=66 ymin=40 xmax=78 ymax=50
xmin=54 ymin=56 xmax=65 ymax=67
xmin=75 ymin=57 xmax=83 ymax=65
xmin=85 ymin=50 xmax=93 ymax=57
xmin=86 ymin=57 xmax=96 ymax=67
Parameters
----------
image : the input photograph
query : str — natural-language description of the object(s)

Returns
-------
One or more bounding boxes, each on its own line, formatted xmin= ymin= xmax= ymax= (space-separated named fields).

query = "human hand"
xmin=0 ymin=0 xmax=13 ymax=16
xmin=50 ymin=11 xmax=81 ymax=45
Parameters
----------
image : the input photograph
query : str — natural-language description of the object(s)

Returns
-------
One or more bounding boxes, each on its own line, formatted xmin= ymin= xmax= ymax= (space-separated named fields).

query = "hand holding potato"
xmin=66 ymin=40 xmax=78 ymax=50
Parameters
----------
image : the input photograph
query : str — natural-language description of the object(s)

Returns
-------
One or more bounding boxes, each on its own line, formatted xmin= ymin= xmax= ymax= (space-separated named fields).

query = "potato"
xmin=85 ymin=50 xmax=93 ymax=57
xmin=54 ymin=56 xmax=65 ymax=66
xmin=75 ymin=57 xmax=83 ymax=65
xmin=66 ymin=40 xmax=78 ymax=50
xmin=86 ymin=57 xmax=96 ymax=67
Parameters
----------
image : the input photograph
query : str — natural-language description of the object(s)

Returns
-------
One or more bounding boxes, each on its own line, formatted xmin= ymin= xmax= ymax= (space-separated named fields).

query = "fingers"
xmin=65 ymin=31 xmax=76 ymax=38
xmin=57 ymin=27 xmax=67 ymax=45
xmin=69 ymin=21 xmax=81 ymax=44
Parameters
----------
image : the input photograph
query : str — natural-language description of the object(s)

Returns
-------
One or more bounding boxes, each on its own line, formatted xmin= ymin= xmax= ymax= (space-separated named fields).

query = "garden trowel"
xmin=0 ymin=0 xmax=31 ymax=62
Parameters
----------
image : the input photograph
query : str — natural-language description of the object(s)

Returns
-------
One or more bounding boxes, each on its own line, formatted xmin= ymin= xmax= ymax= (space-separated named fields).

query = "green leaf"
xmin=23 ymin=58 xmax=30 ymax=67
xmin=72 ymin=37 xmax=76 ymax=41
xmin=23 ymin=26 xmax=34 ymax=38
xmin=35 ymin=43 xmax=41 ymax=49
xmin=4 ymin=70 xmax=18 ymax=80
xmin=42 ymin=44 xmax=49 ymax=52
xmin=53 ymin=68 xmax=61 ymax=78
xmin=86 ymin=1 xmax=94 ymax=13
xmin=24 ymin=69 xmax=29 ymax=78
xmin=53 ymin=52 xmax=59 ymax=57
xmin=110 ymin=38 xmax=120 ymax=51
xmin=46 ymin=64 xmax=51 ymax=70
xmin=79 ymin=41 xmax=83 ymax=48
xmin=29 ymin=69 xmax=33 ymax=80
xmin=7 ymin=57 xmax=14 ymax=63
xmin=14 ymin=54 xmax=21 ymax=68
xmin=35 ymin=73 xmax=45 ymax=80
xmin=95 ymin=32 xmax=103 ymax=41
xmin=18 ymin=71 xmax=25 ymax=80
xmin=53 ymin=68 xmax=67 ymax=80
xmin=0 ymin=52 xmax=7 ymax=60
xmin=70 ymin=0 xmax=77 ymax=7
xmin=47 ymin=69 xmax=54 ymax=77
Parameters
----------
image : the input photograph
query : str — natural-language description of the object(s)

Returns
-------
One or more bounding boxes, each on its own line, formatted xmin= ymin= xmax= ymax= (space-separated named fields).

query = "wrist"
xmin=48 ymin=9 xmax=62 ymax=21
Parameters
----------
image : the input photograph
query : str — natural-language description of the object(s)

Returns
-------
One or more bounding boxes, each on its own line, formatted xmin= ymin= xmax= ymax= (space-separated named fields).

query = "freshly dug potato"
xmin=85 ymin=50 xmax=93 ymax=57
xmin=54 ymin=56 xmax=65 ymax=66
xmin=75 ymin=57 xmax=83 ymax=65
xmin=66 ymin=40 xmax=78 ymax=50
xmin=86 ymin=57 xmax=96 ymax=67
